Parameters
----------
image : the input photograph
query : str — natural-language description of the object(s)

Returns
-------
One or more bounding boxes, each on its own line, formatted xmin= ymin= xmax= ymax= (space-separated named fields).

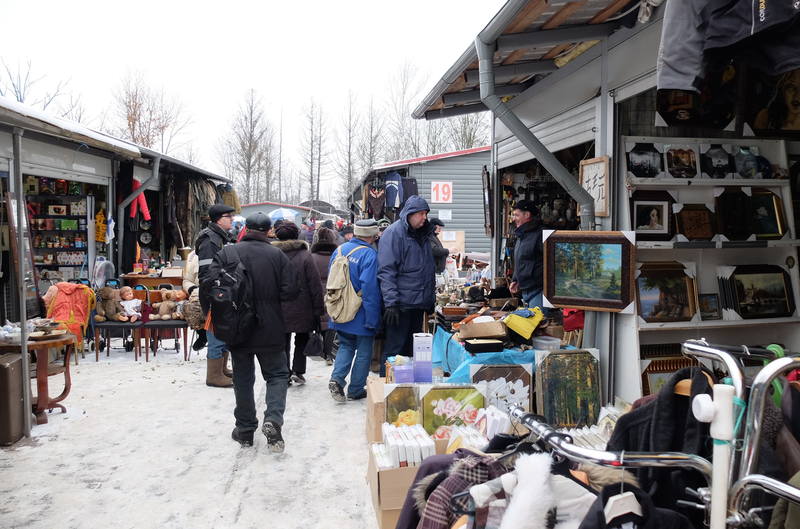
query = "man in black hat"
xmin=509 ymin=200 xmax=544 ymax=308
xmin=429 ymin=218 xmax=450 ymax=274
xmin=196 ymin=203 xmax=236 ymax=388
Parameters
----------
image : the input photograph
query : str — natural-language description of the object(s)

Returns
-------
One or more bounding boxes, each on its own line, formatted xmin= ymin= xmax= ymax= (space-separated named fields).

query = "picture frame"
xmin=636 ymin=261 xmax=698 ymax=323
xmin=626 ymin=143 xmax=664 ymax=179
xmin=633 ymin=200 xmax=670 ymax=235
xmin=665 ymin=145 xmax=699 ymax=178
xmin=641 ymin=357 xmax=699 ymax=395
xmin=470 ymin=364 xmax=533 ymax=412
xmin=535 ymin=349 xmax=600 ymax=428
xmin=543 ymin=230 xmax=636 ymax=312
xmin=750 ymin=188 xmax=787 ymax=239
xmin=730 ymin=264 xmax=795 ymax=319
xmin=675 ymin=204 xmax=716 ymax=240
xmin=579 ymin=156 xmax=609 ymax=217
xmin=421 ymin=386 xmax=485 ymax=436
xmin=384 ymin=385 xmax=421 ymax=428
xmin=698 ymin=293 xmax=721 ymax=320
xmin=48 ymin=204 xmax=68 ymax=216
xmin=716 ymin=188 xmax=753 ymax=241
xmin=629 ymin=190 xmax=675 ymax=241
xmin=700 ymin=144 xmax=735 ymax=179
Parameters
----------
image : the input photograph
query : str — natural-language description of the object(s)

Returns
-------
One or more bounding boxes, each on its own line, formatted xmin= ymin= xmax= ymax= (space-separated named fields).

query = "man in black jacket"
xmin=196 ymin=204 xmax=235 ymax=388
xmin=212 ymin=212 xmax=298 ymax=451
xmin=509 ymin=200 xmax=544 ymax=308
xmin=429 ymin=218 xmax=450 ymax=274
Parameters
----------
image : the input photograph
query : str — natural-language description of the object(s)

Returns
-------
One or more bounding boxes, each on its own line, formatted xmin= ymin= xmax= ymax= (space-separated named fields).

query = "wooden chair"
xmin=143 ymin=290 xmax=189 ymax=362
xmin=93 ymin=290 xmax=146 ymax=361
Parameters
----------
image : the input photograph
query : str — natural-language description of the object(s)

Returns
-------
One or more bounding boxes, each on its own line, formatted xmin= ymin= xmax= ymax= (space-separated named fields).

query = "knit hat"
xmin=209 ymin=204 xmax=235 ymax=222
xmin=354 ymin=219 xmax=379 ymax=238
xmin=275 ymin=222 xmax=300 ymax=240
xmin=314 ymin=227 xmax=338 ymax=245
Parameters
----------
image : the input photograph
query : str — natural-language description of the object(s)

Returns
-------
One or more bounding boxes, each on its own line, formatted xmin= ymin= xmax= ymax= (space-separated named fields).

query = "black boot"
xmin=192 ymin=330 xmax=207 ymax=351
xmin=231 ymin=427 xmax=254 ymax=447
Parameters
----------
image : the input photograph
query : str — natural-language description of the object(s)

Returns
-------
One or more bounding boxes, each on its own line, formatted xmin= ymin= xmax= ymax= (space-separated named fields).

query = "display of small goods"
xmin=630 ymin=190 xmax=675 ymax=241
xmin=717 ymin=264 xmax=796 ymax=320
xmin=469 ymin=364 xmax=533 ymax=412
xmin=665 ymin=144 xmax=698 ymax=178
xmin=698 ymin=293 xmax=721 ymax=320
xmin=675 ymin=204 xmax=716 ymax=240
xmin=534 ymin=349 xmax=600 ymax=428
xmin=641 ymin=357 xmax=700 ymax=396
xmin=33 ymin=251 xmax=85 ymax=266
xmin=543 ymin=230 xmax=636 ymax=312
xmin=636 ymin=261 xmax=698 ymax=323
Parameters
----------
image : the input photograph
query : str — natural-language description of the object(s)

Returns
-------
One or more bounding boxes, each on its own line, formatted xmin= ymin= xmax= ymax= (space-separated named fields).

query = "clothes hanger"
xmin=674 ymin=368 xmax=714 ymax=396
xmin=603 ymin=454 xmax=643 ymax=524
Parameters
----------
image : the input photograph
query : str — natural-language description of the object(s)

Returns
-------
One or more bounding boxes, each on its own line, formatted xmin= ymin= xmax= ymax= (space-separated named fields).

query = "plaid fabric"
xmin=418 ymin=454 xmax=509 ymax=529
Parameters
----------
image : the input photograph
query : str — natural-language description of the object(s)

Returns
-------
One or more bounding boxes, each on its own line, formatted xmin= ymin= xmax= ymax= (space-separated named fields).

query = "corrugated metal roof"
xmin=372 ymin=146 xmax=491 ymax=171
xmin=413 ymin=0 xmax=637 ymax=120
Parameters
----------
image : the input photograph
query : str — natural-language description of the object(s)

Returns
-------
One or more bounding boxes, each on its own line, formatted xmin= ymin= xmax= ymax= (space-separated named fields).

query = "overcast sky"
xmin=1 ymin=0 xmax=504 ymax=201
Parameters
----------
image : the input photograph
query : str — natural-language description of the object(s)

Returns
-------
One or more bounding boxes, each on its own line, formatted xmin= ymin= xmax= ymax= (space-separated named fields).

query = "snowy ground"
xmin=0 ymin=339 xmax=378 ymax=529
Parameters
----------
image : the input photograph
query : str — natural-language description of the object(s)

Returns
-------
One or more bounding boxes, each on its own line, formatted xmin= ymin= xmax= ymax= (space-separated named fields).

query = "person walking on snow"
xmin=310 ymin=227 xmax=339 ymax=365
xmin=272 ymin=222 xmax=324 ymax=385
xmin=328 ymin=219 xmax=382 ymax=402
xmin=377 ymin=196 xmax=436 ymax=373
xmin=214 ymin=212 xmax=298 ymax=450
xmin=196 ymin=204 xmax=235 ymax=388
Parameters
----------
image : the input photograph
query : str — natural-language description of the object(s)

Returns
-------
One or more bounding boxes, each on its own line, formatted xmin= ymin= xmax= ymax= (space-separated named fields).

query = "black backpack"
xmin=209 ymin=245 xmax=257 ymax=346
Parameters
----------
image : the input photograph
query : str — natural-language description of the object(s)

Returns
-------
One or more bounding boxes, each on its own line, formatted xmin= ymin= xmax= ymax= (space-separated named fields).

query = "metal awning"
xmin=412 ymin=0 xmax=637 ymax=120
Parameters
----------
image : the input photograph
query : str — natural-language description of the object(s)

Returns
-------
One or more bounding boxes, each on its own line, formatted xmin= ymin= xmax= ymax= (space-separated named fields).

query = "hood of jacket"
xmin=272 ymin=239 xmax=309 ymax=253
xmin=399 ymin=195 xmax=432 ymax=233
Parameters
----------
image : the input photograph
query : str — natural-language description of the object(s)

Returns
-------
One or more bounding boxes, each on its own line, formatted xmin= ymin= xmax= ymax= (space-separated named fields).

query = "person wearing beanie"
xmin=509 ymin=199 xmax=544 ymax=309
xmin=310 ymin=227 xmax=339 ymax=365
xmin=196 ymin=203 xmax=236 ymax=388
xmin=328 ymin=219 xmax=382 ymax=402
xmin=272 ymin=222 xmax=324 ymax=386
xmin=213 ymin=211 xmax=298 ymax=451
xmin=428 ymin=217 xmax=450 ymax=274
xmin=377 ymin=195 xmax=436 ymax=373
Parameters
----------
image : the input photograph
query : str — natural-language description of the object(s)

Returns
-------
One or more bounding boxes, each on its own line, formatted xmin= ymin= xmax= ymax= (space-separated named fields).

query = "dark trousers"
xmin=284 ymin=332 xmax=309 ymax=375
xmin=322 ymin=329 xmax=336 ymax=360
xmin=381 ymin=308 xmax=424 ymax=376
xmin=230 ymin=349 xmax=289 ymax=431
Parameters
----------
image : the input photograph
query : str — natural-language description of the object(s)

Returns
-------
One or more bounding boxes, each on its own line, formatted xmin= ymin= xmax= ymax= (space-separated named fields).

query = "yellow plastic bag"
xmin=503 ymin=307 xmax=544 ymax=340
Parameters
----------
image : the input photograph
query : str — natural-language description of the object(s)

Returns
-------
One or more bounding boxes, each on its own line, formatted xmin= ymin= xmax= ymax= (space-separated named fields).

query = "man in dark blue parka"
xmin=377 ymin=195 xmax=435 ymax=373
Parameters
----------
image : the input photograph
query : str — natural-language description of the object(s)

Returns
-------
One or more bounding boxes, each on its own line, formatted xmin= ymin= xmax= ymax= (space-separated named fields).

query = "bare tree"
xmin=334 ymin=91 xmax=359 ymax=208
xmin=425 ymin=119 xmax=450 ymax=156
xmin=1 ymin=59 xmax=84 ymax=121
xmin=276 ymin=110 xmax=283 ymax=202
xmin=357 ymin=98 xmax=384 ymax=175
xmin=315 ymin=106 xmax=327 ymax=201
xmin=300 ymin=100 xmax=317 ymax=203
xmin=385 ymin=63 xmax=442 ymax=160
xmin=219 ymin=89 xmax=275 ymax=204
xmin=445 ymin=113 xmax=490 ymax=150
xmin=110 ymin=71 xmax=191 ymax=153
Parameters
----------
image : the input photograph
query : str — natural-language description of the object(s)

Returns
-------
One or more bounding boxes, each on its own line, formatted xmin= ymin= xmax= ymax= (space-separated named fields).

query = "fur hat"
xmin=275 ymin=222 xmax=300 ymax=240
xmin=314 ymin=227 xmax=338 ymax=246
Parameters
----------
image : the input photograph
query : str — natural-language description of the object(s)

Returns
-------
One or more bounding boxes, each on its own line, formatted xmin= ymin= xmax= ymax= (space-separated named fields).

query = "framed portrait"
xmin=543 ymin=230 xmax=636 ymax=312
xmin=665 ymin=145 xmax=698 ymax=178
xmin=730 ymin=264 xmax=795 ymax=319
xmin=579 ymin=156 xmax=609 ymax=217
xmin=748 ymin=67 xmax=800 ymax=135
xmin=630 ymin=190 xmax=675 ymax=241
xmin=626 ymin=143 xmax=664 ymax=179
xmin=716 ymin=188 xmax=753 ymax=241
xmin=675 ymin=204 xmax=716 ymax=240
xmin=698 ymin=293 xmax=721 ymax=320
xmin=700 ymin=144 xmax=735 ymax=179
xmin=641 ymin=357 xmax=699 ymax=395
xmin=750 ymin=188 xmax=787 ymax=239
xmin=636 ymin=261 xmax=698 ymax=323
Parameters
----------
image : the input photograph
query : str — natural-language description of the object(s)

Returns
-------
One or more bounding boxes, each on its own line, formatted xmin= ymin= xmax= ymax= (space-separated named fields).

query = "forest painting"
xmin=553 ymin=242 xmax=622 ymax=300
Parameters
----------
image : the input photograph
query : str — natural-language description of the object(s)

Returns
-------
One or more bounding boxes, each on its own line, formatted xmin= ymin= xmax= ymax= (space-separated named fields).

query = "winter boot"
xmin=328 ymin=380 xmax=346 ymax=403
xmin=231 ymin=427 xmax=253 ymax=447
xmin=222 ymin=351 xmax=233 ymax=378
xmin=262 ymin=421 xmax=284 ymax=453
xmin=206 ymin=358 xmax=233 ymax=388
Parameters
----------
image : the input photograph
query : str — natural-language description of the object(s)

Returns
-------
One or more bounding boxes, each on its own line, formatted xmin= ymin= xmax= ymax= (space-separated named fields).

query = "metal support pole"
xmin=13 ymin=127 xmax=32 ymax=437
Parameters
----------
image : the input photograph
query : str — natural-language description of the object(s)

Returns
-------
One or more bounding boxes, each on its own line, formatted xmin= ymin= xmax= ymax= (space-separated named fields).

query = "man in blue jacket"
xmin=378 ymin=195 xmax=436 ymax=373
xmin=328 ymin=219 xmax=382 ymax=402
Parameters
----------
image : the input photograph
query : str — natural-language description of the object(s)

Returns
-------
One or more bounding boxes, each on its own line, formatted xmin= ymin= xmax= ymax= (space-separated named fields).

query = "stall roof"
xmin=372 ymin=145 xmax=491 ymax=171
xmin=412 ymin=0 xmax=636 ymax=120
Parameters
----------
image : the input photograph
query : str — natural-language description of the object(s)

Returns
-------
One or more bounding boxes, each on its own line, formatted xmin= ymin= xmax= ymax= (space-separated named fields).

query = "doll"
xmin=173 ymin=290 xmax=188 ymax=319
xmin=119 ymin=286 xmax=142 ymax=323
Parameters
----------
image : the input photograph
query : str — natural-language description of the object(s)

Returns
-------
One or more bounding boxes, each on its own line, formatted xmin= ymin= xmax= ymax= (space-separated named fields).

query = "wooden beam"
xmin=589 ymin=0 xmax=632 ymax=23
xmin=542 ymin=1 xmax=587 ymax=30
xmin=504 ymin=0 xmax=550 ymax=34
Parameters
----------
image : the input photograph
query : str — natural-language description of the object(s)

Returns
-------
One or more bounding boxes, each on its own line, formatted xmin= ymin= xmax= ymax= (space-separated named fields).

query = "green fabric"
xmin=767 ymin=470 xmax=800 ymax=529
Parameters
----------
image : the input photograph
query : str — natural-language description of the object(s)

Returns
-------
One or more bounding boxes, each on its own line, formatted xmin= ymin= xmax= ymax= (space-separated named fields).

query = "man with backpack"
xmin=327 ymin=219 xmax=381 ymax=402
xmin=196 ymin=204 xmax=236 ymax=388
xmin=206 ymin=212 xmax=298 ymax=451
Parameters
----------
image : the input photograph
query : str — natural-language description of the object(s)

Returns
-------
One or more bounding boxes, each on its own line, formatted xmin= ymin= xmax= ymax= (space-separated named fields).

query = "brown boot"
xmin=206 ymin=358 xmax=233 ymax=387
xmin=222 ymin=351 xmax=233 ymax=378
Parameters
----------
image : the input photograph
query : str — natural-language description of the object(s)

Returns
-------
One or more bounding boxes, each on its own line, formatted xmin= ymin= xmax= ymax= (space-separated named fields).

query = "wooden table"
xmin=120 ymin=275 xmax=183 ymax=289
xmin=0 ymin=333 xmax=75 ymax=424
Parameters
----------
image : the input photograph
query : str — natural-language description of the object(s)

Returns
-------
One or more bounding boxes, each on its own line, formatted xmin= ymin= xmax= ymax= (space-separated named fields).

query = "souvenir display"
xmin=716 ymin=188 xmax=753 ymax=240
xmin=675 ymin=204 xmax=716 ymax=240
xmin=750 ymin=188 xmax=787 ymax=239
xmin=543 ymin=230 xmax=636 ymax=312
xmin=535 ymin=349 xmax=600 ymax=428
xmin=700 ymin=144 xmax=735 ymax=178
xmin=626 ymin=143 xmax=664 ymax=178
xmin=665 ymin=145 xmax=698 ymax=178
xmin=636 ymin=261 xmax=698 ymax=323
xmin=698 ymin=293 xmax=721 ymax=320
xmin=470 ymin=364 xmax=533 ymax=412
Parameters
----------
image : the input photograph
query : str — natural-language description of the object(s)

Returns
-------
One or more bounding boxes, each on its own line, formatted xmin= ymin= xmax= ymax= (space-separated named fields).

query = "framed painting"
xmin=543 ymin=230 xmax=636 ymax=312
xmin=384 ymin=385 xmax=421 ymax=428
xmin=470 ymin=364 xmax=533 ymax=412
xmin=579 ymin=156 xmax=609 ymax=217
xmin=700 ymin=144 xmax=735 ymax=179
xmin=750 ymin=188 xmax=787 ymax=239
xmin=636 ymin=261 xmax=698 ymax=323
xmin=698 ymin=293 xmax=721 ymax=320
xmin=535 ymin=349 xmax=600 ymax=428
xmin=675 ymin=204 xmax=716 ymax=240
xmin=641 ymin=357 xmax=699 ymax=395
xmin=716 ymin=188 xmax=753 ymax=240
xmin=730 ymin=264 xmax=795 ymax=319
xmin=630 ymin=190 xmax=675 ymax=241
xmin=626 ymin=143 xmax=664 ymax=179
xmin=665 ymin=145 xmax=699 ymax=178
xmin=420 ymin=386 xmax=485 ymax=436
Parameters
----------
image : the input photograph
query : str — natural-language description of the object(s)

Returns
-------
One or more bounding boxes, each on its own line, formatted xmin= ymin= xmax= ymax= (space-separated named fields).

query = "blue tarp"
xmin=433 ymin=327 xmax=536 ymax=383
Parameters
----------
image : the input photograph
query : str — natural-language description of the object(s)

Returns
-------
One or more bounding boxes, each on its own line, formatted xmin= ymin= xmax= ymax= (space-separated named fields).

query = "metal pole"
xmin=12 ymin=127 xmax=32 ymax=437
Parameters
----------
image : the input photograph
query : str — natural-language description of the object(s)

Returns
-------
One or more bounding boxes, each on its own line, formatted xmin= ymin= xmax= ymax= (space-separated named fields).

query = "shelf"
xmin=26 ymin=194 xmax=87 ymax=201
xmin=32 ymin=215 xmax=85 ymax=220
xmin=35 ymin=264 xmax=84 ymax=267
xmin=637 ymin=239 xmax=800 ymax=249
xmin=639 ymin=316 xmax=800 ymax=331
xmin=628 ymin=177 xmax=790 ymax=188
xmin=31 ymin=229 xmax=85 ymax=233
xmin=33 ymin=247 xmax=87 ymax=251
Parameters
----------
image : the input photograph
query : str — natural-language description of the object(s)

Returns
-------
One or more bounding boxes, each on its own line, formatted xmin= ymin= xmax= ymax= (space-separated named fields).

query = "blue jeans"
xmin=231 ymin=349 xmax=289 ymax=431
xmin=521 ymin=289 xmax=543 ymax=310
xmin=206 ymin=330 xmax=226 ymax=360
xmin=330 ymin=331 xmax=373 ymax=398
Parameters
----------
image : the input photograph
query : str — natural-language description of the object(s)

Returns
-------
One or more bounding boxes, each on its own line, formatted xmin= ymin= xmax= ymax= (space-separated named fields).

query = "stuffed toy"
xmin=94 ymin=287 xmax=125 ymax=322
xmin=151 ymin=289 xmax=178 ymax=320
xmin=118 ymin=286 xmax=142 ymax=323
xmin=173 ymin=290 xmax=188 ymax=319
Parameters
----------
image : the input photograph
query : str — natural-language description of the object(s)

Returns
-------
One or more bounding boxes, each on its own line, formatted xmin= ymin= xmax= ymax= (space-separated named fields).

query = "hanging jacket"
xmin=377 ymin=195 xmax=436 ymax=311
xmin=384 ymin=171 xmax=403 ymax=209
xmin=578 ymin=483 xmax=692 ymax=529
xmin=45 ymin=282 xmax=95 ymax=345
xmin=511 ymin=218 xmax=544 ymax=292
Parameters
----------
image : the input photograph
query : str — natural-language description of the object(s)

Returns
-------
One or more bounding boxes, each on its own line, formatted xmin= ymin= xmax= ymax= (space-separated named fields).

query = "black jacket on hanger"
xmin=578 ymin=483 xmax=692 ymax=529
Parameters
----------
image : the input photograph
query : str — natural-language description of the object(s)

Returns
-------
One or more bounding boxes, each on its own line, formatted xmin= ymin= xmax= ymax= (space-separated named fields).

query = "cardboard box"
xmin=366 ymin=377 xmax=386 ymax=443
xmin=458 ymin=320 xmax=507 ymax=339
xmin=412 ymin=333 xmax=433 ymax=356
xmin=488 ymin=297 xmax=518 ymax=309
xmin=367 ymin=445 xmax=418 ymax=529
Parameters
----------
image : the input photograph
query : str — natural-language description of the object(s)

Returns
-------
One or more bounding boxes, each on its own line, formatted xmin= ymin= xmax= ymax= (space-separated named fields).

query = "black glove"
xmin=384 ymin=307 xmax=401 ymax=328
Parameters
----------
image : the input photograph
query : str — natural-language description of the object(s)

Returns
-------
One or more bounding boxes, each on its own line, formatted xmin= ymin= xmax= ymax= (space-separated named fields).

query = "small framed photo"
xmin=700 ymin=144 xmax=735 ymax=179
xmin=633 ymin=200 xmax=669 ymax=235
xmin=675 ymin=204 xmax=716 ymax=240
xmin=750 ymin=188 xmax=787 ymax=239
xmin=626 ymin=143 xmax=664 ymax=179
xmin=665 ymin=145 xmax=699 ymax=178
xmin=48 ymin=204 xmax=68 ymax=216
xmin=636 ymin=261 xmax=698 ymax=323
xmin=698 ymin=293 xmax=721 ymax=320
xmin=729 ymin=264 xmax=795 ymax=319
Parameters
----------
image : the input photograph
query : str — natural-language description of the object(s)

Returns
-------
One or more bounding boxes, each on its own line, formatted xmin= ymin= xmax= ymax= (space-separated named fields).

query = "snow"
xmin=0 ymin=341 xmax=378 ymax=529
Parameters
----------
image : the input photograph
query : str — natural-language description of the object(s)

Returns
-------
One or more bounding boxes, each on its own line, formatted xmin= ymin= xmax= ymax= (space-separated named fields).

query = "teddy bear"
xmin=151 ymin=289 xmax=179 ymax=320
xmin=94 ymin=287 xmax=126 ymax=322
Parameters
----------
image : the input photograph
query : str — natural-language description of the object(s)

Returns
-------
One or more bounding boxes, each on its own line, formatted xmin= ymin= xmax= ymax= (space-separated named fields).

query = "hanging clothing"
xmin=385 ymin=172 xmax=403 ymax=209
xmin=366 ymin=185 xmax=385 ymax=220
xmin=44 ymin=282 xmax=96 ymax=346
xmin=218 ymin=184 xmax=241 ymax=213
xmin=577 ymin=483 xmax=692 ymax=529
xmin=402 ymin=177 xmax=419 ymax=203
